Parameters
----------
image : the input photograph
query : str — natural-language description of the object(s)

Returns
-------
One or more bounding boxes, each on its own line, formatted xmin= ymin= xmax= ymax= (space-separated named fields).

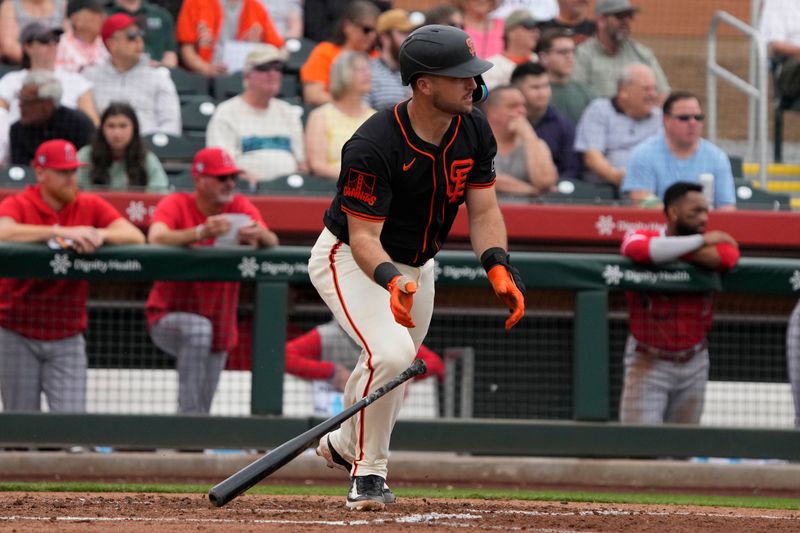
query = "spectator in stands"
xmin=536 ymin=27 xmax=596 ymax=125
xmin=484 ymin=85 xmax=556 ymax=197
xmin=305 ymin=51 xmax=374 ymax=180
xmin=176 ymin=0 xmax=284 ymax=77
xmin=491 ymin=0 xmax=558 ymax=24
xmin=84 ymin=14 xmax=181 ymax=136
xmin=619 ymin=181 xmax=739 ymax=425
xmin=455 ymin=0 xmax=504 ymax=59
xmin=146 ymin=147 xmax=279 ymax=414
xmin=0 ymin=22 xmax=99 ymax=155
xmin=366 ymin=9 xmax=413 ymax=111
xmin=0 ymin=138 xmax=144 ymax=413
xmin=787 ymin=298 xmax=800 ymax=427
xmin=108 ymin=0 xmax=178 ymax=68
xmin=304 ymin=0 xmax=389 ymax=44
xmin=0 ymin=0 xmax=66 ymax=65
xmin=262 ymin=0 xmax=303 ymax=39
xmin=77 ymin=101 xmax=168 ymax=192
xmin=300 ymin=0 xmax=379 ymax=107
xmin=10 ymin=70 xmax=95 ymax=165
xmin=56 ymin=0 xmax=108 ymax=73
xmin=285 ymin=319 xmax=445 ymax=395
xmin=759 ymin=0 xmax=800 ymax=102
xmin=538 ymin=0 xmax=595 ymax=45
xmin=573 ymin=0 xmax=669 ymax=100
xmin=574 ymin=63 xmax=662 ymax=188
xmin=623 ymin=91 xmax=736 ymax=211
xmin=484 ymin=10 xmax=540 ymax=91
xmin=0 ymin=111 xmax=8 ymax=167
xmin=423 ymin=4 xmax=464 ymax=29
xmin=510 ymin=62 xmax=580 ymax=181
xmin=206 ymin=44 xmax=306 ymax=185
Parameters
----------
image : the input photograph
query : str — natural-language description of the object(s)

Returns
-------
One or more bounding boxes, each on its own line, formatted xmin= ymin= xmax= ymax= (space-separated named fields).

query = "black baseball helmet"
xmin=399 ymin=24 xmax=493 ymax=102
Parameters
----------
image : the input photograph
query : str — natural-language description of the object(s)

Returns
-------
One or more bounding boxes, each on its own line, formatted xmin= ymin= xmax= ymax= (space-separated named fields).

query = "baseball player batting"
xmin=306 ymin=24 xmax=526 ymax=510
xmin=619 ymin=181 xmax=739 ymax=424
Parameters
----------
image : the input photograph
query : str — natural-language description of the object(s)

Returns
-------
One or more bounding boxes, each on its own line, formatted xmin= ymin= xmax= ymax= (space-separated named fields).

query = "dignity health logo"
xmin=594 ymin=215 xmax=665 ymax=236
xmin=602 ymin=264 xmax=690 ymax=286
xmin=49 ymin=254 xmax=142 ymax=276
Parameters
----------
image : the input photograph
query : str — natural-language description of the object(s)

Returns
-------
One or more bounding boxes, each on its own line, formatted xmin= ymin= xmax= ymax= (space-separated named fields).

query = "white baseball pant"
xmin=308 ymin=228 xmax=435 ymax=479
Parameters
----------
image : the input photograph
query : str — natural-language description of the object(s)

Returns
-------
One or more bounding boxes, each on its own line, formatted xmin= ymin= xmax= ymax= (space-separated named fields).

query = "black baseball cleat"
xmin=346 ymin=475 xmax=386 ymax=511
xmin=316 ymin=435 xmax=395 ymax=504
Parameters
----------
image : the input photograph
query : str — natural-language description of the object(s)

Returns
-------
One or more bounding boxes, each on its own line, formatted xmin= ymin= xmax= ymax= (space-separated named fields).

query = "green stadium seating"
xmin=181 ymin=95 xmax=217 ymax=139
xmin=735 ymin=182 xmax=791 ymax=211
xmin=285 ymin=37 xmax=317 ymax=74
xmin=255 ymin=173 xmax=337 ymax=196
xmin=541 ymin=179 xmax=618 ymax=204
xmin=169 ymin=68 xmax=210 ymax=102
xmin=144 ymin=133 xmax=204 ymax=175
xmin=211 ymin=71 xmax=243 ymax=101
xmin=0 ymin=165 xmax=35 ymax=187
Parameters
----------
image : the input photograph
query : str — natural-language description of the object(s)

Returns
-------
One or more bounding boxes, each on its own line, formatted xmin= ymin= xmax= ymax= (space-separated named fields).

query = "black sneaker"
xmin=316 ymin=435 xmax=396 ymax=504
xmin=346 ymin=475 xmax=385 ymax=511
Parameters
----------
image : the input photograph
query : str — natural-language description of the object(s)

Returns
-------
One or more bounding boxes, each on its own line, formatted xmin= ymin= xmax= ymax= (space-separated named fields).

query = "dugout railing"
xmin=1 ymin=243 xmax=799 ymax=460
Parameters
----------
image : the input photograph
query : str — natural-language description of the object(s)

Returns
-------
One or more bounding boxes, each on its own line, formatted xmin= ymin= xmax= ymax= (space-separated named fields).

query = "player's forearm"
xmin=468 ymin=204 xmax=508 ymax=258
xmin=148 ymin=225 xmax=205 ymax=246
xmin=648 ymin=235 xmax=704 ymax=263
xmin=100 ymin=221 xmax=146 ymax=245
xmin=349 ymin=232 xmax=394 ymax=286
xmin=0 ymin=222 xmax=60 ymax=243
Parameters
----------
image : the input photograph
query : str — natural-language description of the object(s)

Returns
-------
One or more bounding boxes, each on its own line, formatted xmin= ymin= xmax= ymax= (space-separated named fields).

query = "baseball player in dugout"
xmin=307 ymin=25 xmax=526 ymax=511
xmin=0 ymin=139 xmax=144 ymax=413
xmin=146 ymin=147 xmax=279 ymax=414
xmin=619 ymin=181 xmax=739 ymax=425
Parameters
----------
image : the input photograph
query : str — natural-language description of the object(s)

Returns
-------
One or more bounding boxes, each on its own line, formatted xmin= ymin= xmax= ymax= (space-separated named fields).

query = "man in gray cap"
xmin=572 ymin=0 xmax=669 ymax=100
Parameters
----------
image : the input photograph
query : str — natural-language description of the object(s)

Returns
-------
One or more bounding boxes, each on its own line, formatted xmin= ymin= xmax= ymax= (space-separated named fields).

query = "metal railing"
xmin=707 ymin=9 xmax=769 ymax=188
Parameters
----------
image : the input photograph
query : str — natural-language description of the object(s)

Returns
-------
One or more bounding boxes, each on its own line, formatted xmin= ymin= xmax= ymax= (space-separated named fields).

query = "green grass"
xmin=1 ymin=482 xmax=799 ymax=510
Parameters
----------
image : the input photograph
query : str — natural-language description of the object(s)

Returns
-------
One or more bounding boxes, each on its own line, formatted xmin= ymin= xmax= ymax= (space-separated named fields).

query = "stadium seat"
xmin=541 ymin=179 xmax=618 ymax=204
xmin=279 ymin=72 xmax=301 ymax=101
xmin=285 ymin=38 xmax=317 ymax=74
xmin=211 ymin=71 xmax=243 ymax=101
xmin=728 ymin=155 xmax=744 ymax=179
xmin=144 ymin=133 xmax=204 ymax=174
xmin=735 ymin=183 xmax=791 ymax=211
xmin=181 ymin=95 xmax=217 ymax=139
xmin=0 ymin=165 xmax=35 ymax=187
xmin=167 ymin=170 xmax=194 ymax=191
xmin=169 ymin=68 xmax=210 ymax=102
xmin=255 ymin=173 xmax=337 ymax=196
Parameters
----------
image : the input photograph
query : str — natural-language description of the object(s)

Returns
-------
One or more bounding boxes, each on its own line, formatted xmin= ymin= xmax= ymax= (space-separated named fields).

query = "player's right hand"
xmin=387 ymin=274 xmax=417 ymax=328
xmin=487 ymin=264 xmax=525 ymax=330
xmin=202 ymin=215 xmax=232 ymax=238
xmin=59 ymin=226 xmax=104 ymax=253
xmin=703 ymin=230 xmax=738 ymax=247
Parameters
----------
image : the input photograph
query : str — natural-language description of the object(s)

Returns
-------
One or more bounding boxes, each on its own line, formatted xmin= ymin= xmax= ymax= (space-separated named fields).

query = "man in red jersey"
xmin=0 ymin=139 xmax=144 ymax=412
xmin=619 ymin=181 xmax=739 ymax=424
xmin=146 ymin=147 xmax=278 ymax=414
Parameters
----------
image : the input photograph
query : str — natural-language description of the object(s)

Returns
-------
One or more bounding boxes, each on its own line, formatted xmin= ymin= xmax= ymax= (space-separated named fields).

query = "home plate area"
xmin=1 ymin=493 xmax=799 ymax=532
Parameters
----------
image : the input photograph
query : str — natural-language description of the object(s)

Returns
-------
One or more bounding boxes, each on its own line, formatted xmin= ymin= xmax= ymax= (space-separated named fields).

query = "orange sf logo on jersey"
xmin=343 ymin=168 xmax=377 ymax=206
xmin=447 ymin=159 xmax=473 ymax=203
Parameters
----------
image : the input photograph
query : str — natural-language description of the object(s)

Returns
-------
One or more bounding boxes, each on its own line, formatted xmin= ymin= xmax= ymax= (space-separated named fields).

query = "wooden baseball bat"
xmin=208 ymin=358 xmax=427 ymax=507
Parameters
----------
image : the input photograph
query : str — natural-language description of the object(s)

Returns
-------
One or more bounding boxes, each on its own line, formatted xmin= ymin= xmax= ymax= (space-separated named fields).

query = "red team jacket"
xmin=620 ymin=229 xmax=740 ymax=351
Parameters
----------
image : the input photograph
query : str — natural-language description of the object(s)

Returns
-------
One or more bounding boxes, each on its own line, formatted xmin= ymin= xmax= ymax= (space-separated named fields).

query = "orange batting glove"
xmin=387 ymin=274 xmax=417 ymax=328
xmin=481 ymin=248 xmax=526 ymax=330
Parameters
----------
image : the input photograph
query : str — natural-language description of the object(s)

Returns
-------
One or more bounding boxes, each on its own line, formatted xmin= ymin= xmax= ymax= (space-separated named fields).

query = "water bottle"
xmin=699 ymin=173 xmax=715 ymax=208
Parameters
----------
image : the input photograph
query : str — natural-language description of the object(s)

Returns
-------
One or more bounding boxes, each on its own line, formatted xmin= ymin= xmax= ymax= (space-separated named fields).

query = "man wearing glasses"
xmin=83 ymin=13 xmax=181 ymax=136
xmin=536 ymin=27 xmax=596 ymax=125
xmin=207 ymin=45 xmax=307 ymax=185
xmin=572 ymin=0 xmax=669 ymax=100
xmin=146 ymin=147 xmax=279 ymax=414
xmin=623 ymin=91 xmax=736 ymax=211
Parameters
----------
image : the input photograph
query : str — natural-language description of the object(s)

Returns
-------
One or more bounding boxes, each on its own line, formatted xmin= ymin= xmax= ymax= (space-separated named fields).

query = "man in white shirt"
xmin=83 ymin=13 xmax=181 ymax=135
xmin=484 ymin=10 xmax=540 ymax=91
xmin=206 ymin=45 xmax=307 ymax=184
xmin=759 ymin=0 xmax=800 ymax=99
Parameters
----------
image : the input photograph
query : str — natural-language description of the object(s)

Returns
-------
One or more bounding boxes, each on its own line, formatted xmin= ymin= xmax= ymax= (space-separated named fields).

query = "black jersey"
xmin=323 ymin=100 xmax=497 ymax=267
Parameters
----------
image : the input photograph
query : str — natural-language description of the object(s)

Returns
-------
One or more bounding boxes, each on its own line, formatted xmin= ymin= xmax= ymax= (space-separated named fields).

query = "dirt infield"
xmin=1 ymin=492 xmax=798 ymax=532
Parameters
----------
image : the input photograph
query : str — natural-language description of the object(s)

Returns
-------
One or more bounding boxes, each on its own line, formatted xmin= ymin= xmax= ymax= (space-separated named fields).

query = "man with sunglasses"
xmin=572 ymin=0 xmax=669 ymax=100
xmin=623 ymin=91 xmax=736 ymax=211
xmin=83 ymin=13 xmax=181 ymax=136
xmin=146 ymin=147 xmax=278 ymax=414
xmin=207 ymin=45 xmax=306 ymax=184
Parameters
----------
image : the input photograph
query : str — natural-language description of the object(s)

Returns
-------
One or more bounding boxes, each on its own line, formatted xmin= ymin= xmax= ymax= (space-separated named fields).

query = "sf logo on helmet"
xmin=466 ymin=38 xmax=476 ymax=57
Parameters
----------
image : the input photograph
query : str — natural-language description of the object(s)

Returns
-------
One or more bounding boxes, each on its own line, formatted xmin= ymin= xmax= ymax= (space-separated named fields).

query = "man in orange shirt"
xmin=176 ymin=0 xmax=284 ymax=76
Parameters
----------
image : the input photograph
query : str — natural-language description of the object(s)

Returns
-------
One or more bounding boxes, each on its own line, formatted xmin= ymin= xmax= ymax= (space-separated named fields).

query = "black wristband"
xmin=480 ymin=247 xmax=508 ymax=272
xmin=374 ymin=261 xmax=402 ymax=289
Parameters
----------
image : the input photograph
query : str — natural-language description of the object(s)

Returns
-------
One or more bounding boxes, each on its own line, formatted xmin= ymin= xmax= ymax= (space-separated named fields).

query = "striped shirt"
xmin=366 ymin=58 xmax=410 ymax=111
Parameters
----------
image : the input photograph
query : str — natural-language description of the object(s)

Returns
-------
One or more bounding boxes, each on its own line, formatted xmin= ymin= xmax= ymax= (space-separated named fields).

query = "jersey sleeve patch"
xmin=342 ymin=168 xmax=378 ymax=206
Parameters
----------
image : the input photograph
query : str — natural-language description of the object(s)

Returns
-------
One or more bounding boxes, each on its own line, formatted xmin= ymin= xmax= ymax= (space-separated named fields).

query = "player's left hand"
xmin=388 ymin=274 xmax=417 ymax=328
xmin=487 ymin=264 xmax=525 ymax=330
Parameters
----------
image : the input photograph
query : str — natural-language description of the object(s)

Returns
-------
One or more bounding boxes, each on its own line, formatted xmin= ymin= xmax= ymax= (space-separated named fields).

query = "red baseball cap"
xmin=33 ymin=139 xmax=87 ymax=170
xmin=192 ymin=147 xmax=242 ymax=177
xmin=101 ymin=13 xmax=137 ymax=44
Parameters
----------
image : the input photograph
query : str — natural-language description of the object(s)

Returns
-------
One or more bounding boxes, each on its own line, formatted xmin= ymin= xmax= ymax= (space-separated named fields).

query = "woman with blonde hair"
xmin=304 ymin=51 xmax=374 ymax=180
